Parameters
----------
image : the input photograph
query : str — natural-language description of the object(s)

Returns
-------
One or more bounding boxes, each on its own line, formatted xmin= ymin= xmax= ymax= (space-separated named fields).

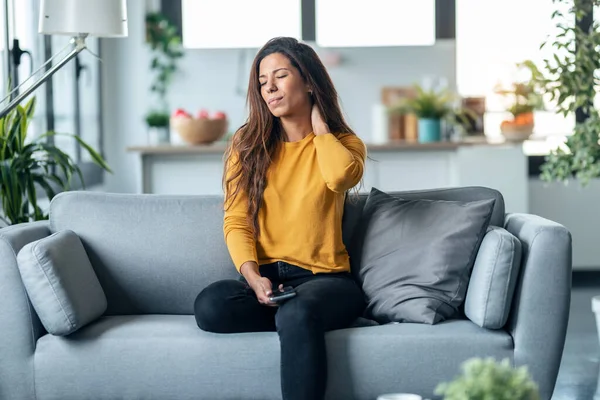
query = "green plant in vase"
xmin=435 ymin=357 xmax=540 ymax=400
xmin=145 ymin=110 xmax=170 ymax=144
xmin=495 ymin=60 xmax=546 ymax=141
xmin=0 ymin=97 xmax=111 ymax=226
xmin=389 ymin=84 xmax=472 ymax=143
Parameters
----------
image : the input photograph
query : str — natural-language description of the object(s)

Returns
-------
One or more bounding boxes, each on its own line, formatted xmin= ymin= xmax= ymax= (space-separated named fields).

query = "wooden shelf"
xmin=127 ymin=137 xmax=521 ymax=156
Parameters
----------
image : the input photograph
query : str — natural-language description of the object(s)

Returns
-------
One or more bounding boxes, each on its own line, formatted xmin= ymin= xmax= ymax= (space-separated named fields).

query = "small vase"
xmin=418 ymin=118 xmax=441 ymax=143
xmin=148 ymin=126 xmax=170 ymax=145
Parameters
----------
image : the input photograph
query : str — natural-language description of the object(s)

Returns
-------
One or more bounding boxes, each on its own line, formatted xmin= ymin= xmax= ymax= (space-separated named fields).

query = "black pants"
xmin=194 ymin=261 xmax=365 ymax=400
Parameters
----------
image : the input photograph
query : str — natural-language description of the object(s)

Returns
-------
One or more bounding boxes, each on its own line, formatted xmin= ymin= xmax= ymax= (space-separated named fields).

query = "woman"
xmin=194 ymin=37 xmax=366 ymax=400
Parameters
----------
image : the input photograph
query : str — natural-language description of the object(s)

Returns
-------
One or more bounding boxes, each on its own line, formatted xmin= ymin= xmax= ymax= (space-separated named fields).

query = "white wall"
xmin=101 ymin=0 xmax=456 ymax=193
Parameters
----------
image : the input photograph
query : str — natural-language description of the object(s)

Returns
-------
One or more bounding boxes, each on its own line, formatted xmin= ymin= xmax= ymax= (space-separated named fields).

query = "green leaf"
xmin=17 ymin=106 xmax=28 ymax=151
xmin=71 ymin=135 xmax=112 ymax=173
xmin=45 ymin=173 xmax=66 ymax=189
xmin=23 ymin=97 xmax=36 ymax=120
xmin=38 ymin=143 xmax=75 ymax=187
xmin=0 ymin=160 xmax=21 ymax=224
xmin=32 ymin=174 xmax=56 ymax=200
xmin=26 ymin=173 xmax=37 ymax=220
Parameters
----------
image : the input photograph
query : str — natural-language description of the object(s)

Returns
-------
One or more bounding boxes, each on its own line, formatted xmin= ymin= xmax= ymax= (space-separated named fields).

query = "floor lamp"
xmin=0 ymin=0 xmax=128 ymax=119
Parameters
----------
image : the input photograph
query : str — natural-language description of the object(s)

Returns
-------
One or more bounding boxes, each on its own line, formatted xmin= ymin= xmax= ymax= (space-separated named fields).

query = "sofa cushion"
xmin=16 ymin=230 xmax=106 ymax=336
xmin=49 ymin=191 xmax=238 ymax=315
xmin=353 ymin=188 xmax=495 ymax=324
xmin=34 ymin=315 xmax=513 ymax=400
xmin=464 ymin=226 xmax=522 ymax=329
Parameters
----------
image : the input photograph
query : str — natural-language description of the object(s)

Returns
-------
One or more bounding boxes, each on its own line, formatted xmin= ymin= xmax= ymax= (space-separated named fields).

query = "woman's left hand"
xmin=311 ymin=104 xmax=330 ymax=136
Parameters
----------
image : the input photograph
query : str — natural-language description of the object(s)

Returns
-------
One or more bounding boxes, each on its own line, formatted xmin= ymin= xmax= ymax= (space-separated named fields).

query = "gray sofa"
xmin=0 ymin=187 xmax=572 ymax=400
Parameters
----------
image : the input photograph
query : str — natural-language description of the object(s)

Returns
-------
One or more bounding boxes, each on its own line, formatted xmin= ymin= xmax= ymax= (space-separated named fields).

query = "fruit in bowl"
xmin=172 ymin=108 xmax=192 ymax=119
xmin=212 ymin=111 xmax=226 ymax=120
xmin=196 ymin=109 xmax=209 ymax=119
xmin=171 ymin=108 xmax=228 ymax=145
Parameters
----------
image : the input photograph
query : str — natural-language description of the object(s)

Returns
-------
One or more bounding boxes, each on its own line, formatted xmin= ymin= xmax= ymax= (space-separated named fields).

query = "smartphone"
xmin=269 ymin=286 xmax=297 ymax=303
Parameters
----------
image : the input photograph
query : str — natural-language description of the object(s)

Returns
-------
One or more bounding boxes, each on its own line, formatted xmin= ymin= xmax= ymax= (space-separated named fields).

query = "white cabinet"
xmin=315 ymin=0 xmax=435 ymax=47
xmin=181 ymin=0 xmax=301 ymax=49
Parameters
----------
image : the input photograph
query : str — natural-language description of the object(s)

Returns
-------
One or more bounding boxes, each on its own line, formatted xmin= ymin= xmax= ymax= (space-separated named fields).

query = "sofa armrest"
xmin=504 ymin=213 xmax=572 ymax=400
xmin=0 ymin=221 xmax=50 ymax=400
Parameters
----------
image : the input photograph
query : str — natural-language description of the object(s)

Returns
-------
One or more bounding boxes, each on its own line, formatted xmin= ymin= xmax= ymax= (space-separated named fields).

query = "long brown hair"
xmin=223 ymin=37 xmax=357 ymax=239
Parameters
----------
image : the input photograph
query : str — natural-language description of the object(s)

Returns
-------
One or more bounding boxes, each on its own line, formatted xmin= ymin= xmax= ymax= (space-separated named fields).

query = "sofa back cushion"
xmin=49 ymin=192 xmax=238 ymax=315
xmin=49 ymin=187 xmax=504 ymax=316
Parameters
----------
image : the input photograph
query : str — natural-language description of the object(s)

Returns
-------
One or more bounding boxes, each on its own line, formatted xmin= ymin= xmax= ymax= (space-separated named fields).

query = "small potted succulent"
xmin=145 ymin=110 xmax=170 ymax=144
xmin=435 ymin=357 xmax=540 ymax=400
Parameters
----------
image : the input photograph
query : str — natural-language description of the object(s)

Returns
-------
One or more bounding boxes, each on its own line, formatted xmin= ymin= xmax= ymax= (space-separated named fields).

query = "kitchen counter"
xmin=127 ymin=137 xmax=528 ymax=213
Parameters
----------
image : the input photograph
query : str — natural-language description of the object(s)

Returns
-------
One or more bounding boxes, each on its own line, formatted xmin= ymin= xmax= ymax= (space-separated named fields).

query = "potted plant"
xmin=495 ymin=60 xmax=545 ymax=141
xmin=435 ymin=357 xmax=540 ymax=400
xmin=144 ymin=12 xmax=184 ymax=144
xmin=0 ymin=97 xmax=111 ymax=226
xmin=534 ymin=0 xmax=600 ymax=185
xmin=145 ymin=110 xmax=170 ymax=144
xmin=389 ymin=84 xmax=473 ymax=143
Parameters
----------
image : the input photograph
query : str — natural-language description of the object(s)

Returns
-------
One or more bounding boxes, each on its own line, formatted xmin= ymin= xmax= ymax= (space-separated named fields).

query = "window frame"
xmin=41 ymin=36 xmax=106 ymax=191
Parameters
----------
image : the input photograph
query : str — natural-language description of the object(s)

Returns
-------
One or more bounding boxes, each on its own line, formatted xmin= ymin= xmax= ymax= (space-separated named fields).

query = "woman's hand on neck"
xmin=310 ymin=104 xmax=330 ymax=136
xmin=280 ymin=112 xmax=314 ymax=143
xmin=280 ymin=104 xmax=330 ymax=142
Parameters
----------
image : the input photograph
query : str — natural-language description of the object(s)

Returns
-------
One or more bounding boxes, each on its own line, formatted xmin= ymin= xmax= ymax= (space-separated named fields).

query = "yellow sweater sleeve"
xmin=222 ymin=154 xmax=258 ymax=273
xmin=313 ymin=133 xmax=367 ymax=193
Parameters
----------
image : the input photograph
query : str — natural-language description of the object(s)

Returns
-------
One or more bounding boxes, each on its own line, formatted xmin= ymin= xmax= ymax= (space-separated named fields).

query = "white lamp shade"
xmin=39 ymin=0 xmax=128 ymax=37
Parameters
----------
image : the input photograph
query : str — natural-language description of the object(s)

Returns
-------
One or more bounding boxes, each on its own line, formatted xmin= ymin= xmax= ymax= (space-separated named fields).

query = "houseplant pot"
xmin=145 ymin=111 xmax=170 ymax=145
xmin=418 ymin=118 xmax=442 ymax=143
xmin=147 ymin=126 xmax=170 ymax=145
xmin=500 ymin=112 xmax=535 ymax=142
xmin=495 ymin=61 xmax=544 ymax=143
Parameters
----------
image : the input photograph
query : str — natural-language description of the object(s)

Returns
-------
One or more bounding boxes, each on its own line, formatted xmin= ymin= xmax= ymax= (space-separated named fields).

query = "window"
xmin=456 ymin=0 xmax=575 ymax=137
xmin=50 ymin=36 xmax=102 ymax=165
xmin=0 ymin=0 xmax=105 ymax=190
xmin=315 ymin=0 xmax=435 ymax=47
xmin=181 ymin=0 xmax=302 ymax=49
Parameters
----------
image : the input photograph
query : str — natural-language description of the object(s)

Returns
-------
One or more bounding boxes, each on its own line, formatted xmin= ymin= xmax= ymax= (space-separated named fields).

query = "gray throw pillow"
xmin=464 ymin=226 xmax=522 ymax=329
xmin=17 ymin=230 xmax=107 ymax=336
xmin=353 ymin=188 xmax=495 ymax=324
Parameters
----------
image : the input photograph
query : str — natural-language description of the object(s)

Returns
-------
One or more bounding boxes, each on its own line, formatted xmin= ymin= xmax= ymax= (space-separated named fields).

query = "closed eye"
xmin=277 ymin=75 xmax=288 ymax=79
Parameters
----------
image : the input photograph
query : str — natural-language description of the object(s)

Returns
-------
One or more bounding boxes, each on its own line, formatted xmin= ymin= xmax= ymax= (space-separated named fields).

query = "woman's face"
xmin=258 ymin=52 xmax=311 ymax=118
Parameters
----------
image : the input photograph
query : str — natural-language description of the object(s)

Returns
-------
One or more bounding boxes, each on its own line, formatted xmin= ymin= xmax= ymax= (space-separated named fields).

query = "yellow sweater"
xmin=223 ymin=132 xmax=366 ymax=274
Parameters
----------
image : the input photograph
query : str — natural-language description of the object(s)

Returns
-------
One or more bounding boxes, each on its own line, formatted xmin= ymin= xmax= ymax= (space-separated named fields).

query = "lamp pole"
xmin=0 ymin=34 xmax=87 ymax=119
